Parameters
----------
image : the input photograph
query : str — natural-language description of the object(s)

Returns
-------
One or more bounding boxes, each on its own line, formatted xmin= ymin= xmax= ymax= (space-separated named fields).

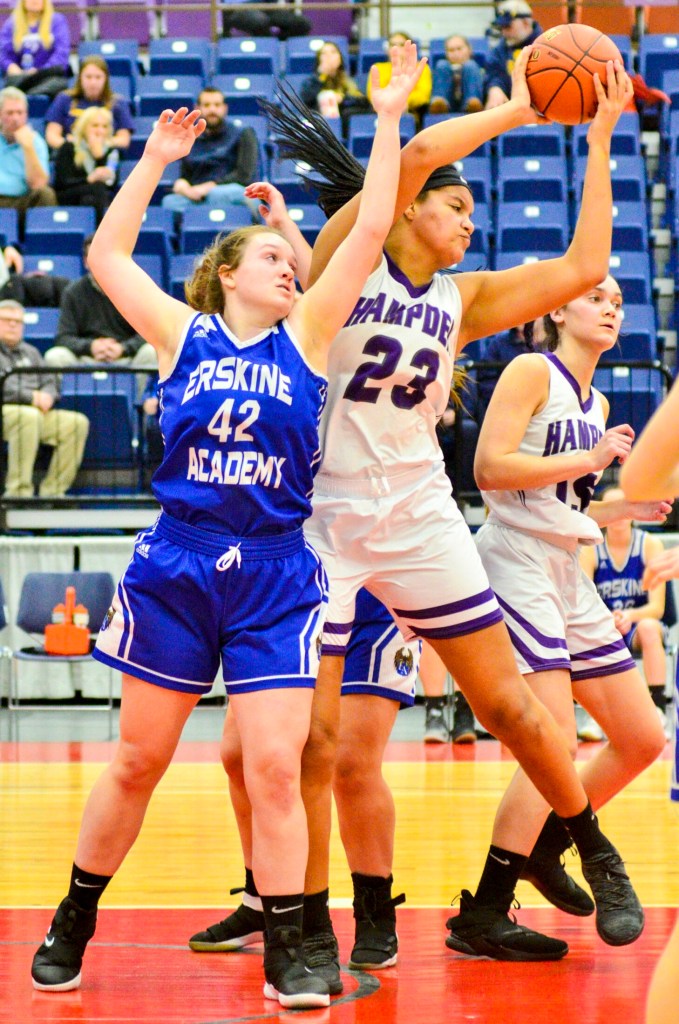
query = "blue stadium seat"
xmin=356 ymin=37 xmax=388 ymax=75
xmin=22 ymin=308 xmax=60 ymax=355
xmin=118 ymin=158 xmax=179 ymax=204
xmin=134 ymin=253 xmax=165 ymax=290
xmin=609 ymin=33 xmax=635 ymax=72
xmin=148 ymin=38 xmax=213 ymax=78
xmin=109 ymin=75 xmax=133 ymax=105
xmin=136 ymin=75 xmax=203 ymax=117
xmin=497 ymin=155 xmax=569 ymax=204
xmin=638 ymin=33 xmax=679 ymax=93
xmin=216 ymin=37 xmax=282 ymax=76
xmin=572 ymin=112 xmax=641 ymax=156
xmin=179 ymin=205 xmax=252 ymax=254
xmin=211 ymin=73 xmax=275 ymax=116
xmin=593 ymin=366 xmax=664 ymax=435
xmin=169 ymin=253 xmax=200 ymax=300
xmin=347 ymin=112 xmax=416 ymax=158
xmin=608 ymin=252 xmax=653 ymax=305
xmin=493 ymin=251 xmax=561 ymax=272
xmin=0 ymin=209 xmax=19 ymax=248
xmin=285 ymin=36 xmax=350 ymax=75
xmin=127 ymin=115 xmax=160 ymax=160
xmin=135 ymin=207 xmax=176 ymax=271
xmin=22 ymin=254 xmax=82 ymax=280
xmin=270 ymin=158 xmax=316 ymax=205
xmin=27 ymin=94 xmax=50 ymax=120
xmin=428 ymin=35 xmax=493 ymax=71
xmin=278 ymin=72 xmax=311 ymax=101
xmin=599 ymin=300 xmax=658 ymax=363
xmin=498 ymin=123 xmax=566 ymax=158
xmin=453 ymin=155 xmax=492 ymax=205
xmin=24 ymin=207 xmax=95 ymax=255
xmin=78 ymin=39 xmax=140 ymax=85
xmin=229 ymin=113 xmax=270 ymax=176
xmin=59 ymin=371 xmax=138 ymax=470
xmin=496 ymin=201 xmax=569 ymax=253
xmin=286 ymin=204 xmax=326 ymax=246
xmin=611 ymin=201 xmax=650 ymax=252
xmin=573 ymin=153 xmax=647 ymax=203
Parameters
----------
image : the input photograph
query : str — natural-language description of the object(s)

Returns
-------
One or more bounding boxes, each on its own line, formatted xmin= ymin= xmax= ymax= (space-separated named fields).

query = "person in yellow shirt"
xmin=367 ymin=31 xmax=432 ymax=124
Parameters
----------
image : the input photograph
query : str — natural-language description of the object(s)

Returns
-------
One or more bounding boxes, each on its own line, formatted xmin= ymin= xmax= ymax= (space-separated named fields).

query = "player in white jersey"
xmin=30 ymin=44 xmax=427 ymax=1008
xmin=454 ymin=274 xmax=668 ymax=956
xmin=248 ymin=52 xmax=651 ymax=963
xmin=619 ymin=374 xmax=679 ymax=1024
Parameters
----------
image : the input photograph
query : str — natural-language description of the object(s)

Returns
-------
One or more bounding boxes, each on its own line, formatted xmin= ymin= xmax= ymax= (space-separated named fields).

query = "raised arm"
xmin=87 ymin=107 xmax=206 ymax=369
xmin=620 ymin=377 xmax=679 ymax=500
xmin=456 ymin=61 xmax=633 ymax=346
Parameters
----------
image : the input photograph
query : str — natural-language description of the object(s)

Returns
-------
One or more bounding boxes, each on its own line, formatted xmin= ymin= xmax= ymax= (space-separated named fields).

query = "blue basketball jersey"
xmin=593 ymin=529 xmax=647 ymax=612
xmin=153 ymin=312 xmax=328 ymax=535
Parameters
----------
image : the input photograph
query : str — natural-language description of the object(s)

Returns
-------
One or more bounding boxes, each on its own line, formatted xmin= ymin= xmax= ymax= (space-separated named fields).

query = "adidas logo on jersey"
xmin=136 ymin=542 xmax=151 ymax=559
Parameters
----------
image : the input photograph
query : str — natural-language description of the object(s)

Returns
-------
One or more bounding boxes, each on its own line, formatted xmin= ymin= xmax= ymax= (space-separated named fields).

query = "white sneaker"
xmin=575 ymin=705 xmax=605 ymax=742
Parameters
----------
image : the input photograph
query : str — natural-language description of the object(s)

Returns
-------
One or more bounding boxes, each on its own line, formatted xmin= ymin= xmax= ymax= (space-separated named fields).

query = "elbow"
xmin=474 ymin=456 xmax=494 ymax=491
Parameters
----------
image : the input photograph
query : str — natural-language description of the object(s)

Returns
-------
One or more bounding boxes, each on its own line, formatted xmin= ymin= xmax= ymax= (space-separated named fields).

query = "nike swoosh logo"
xmin=271 ymin=904 xmax=304 ymax=914
xmin=44 ymin=936 xmax=55 ymax=947
xmin=75 ymin=879 xmax=102 ymax=888
xmin=489 ymin=853 xmax=511 ymax=866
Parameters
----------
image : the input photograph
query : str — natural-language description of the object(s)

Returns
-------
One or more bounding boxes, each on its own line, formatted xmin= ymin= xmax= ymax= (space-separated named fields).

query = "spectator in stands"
xmin=0 ymin=85 xmax=55 ymax=230
xmin=45 ymin=234 xmax=156 ymax=370
xmin=0 ymin=0 xmax=70 ymax=98
xmin=0 ymin=242 xmax=70 ymax=305
xmin=366 ymin=31 xmax=432 ymax=122
xmin=45 ymin=55 xmax=133 ymax=152
xmin=485 ymin=0 xmax=542 ymax=109
xmin=0 ymin=297 xmax=88 ymax=496
xmin=161 ymin=87 xmax=259 ymax=221
xmin=54 ymin=106 xmax=119 ymax=223
xmin=429 ymin=34 xmax=484 ymax=115
xmin=301 ymin=40 xmax=370 ymax=128
xmin=221 ymin=0 xmax=310 ymax=40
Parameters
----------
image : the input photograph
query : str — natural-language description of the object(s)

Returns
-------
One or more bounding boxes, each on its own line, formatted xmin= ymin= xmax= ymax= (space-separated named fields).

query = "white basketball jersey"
xmin=483 ymin=352 xmax=605 ymax=547
xmin=318 ymin=255 xmax=462 ymax=480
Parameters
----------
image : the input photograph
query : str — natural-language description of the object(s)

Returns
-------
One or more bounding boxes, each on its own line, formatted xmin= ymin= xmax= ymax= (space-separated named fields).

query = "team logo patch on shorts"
xmin=100 ymin=606 xmax=115 ymax=632
xmin=394 ymin=647 xmax=414 ymax=677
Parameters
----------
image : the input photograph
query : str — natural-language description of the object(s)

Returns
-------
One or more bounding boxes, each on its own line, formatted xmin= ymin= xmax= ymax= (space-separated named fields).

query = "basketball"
xmin=525 ymin=24 xmax=623 ymax=125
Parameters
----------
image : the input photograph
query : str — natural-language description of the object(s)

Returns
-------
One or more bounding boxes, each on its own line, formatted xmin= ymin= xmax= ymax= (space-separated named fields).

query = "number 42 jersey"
xmin=318 ymin=254 xmax=462 ymax=482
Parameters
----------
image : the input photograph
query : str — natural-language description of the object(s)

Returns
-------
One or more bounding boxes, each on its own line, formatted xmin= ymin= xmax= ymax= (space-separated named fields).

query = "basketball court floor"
xmin=2 ymin=704 xmax=677 ymax=1024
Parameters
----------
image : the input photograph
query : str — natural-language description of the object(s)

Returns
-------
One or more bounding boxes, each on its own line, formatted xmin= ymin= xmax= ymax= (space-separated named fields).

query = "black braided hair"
xmin=259 ymin=80 xmax=366 ymax=217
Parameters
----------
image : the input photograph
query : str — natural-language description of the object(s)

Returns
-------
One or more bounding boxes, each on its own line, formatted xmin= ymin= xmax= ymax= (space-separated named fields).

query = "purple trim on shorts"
xmin=341 ymin=682 xmax=415 ymax=706
xmin=571 ymin=656 xmax=636 ymax=682
xmin=324 ymin=621 xmax=353 ymax=636
xmin=496 ymin=594 xmax=569 ymax=650
xmin=546 ymin=352 xmax=594 ymax=413
xmin=393 ymin=587 xmax=496 ymax=619
xmin=385 ymin=250 xmax=431 ymax=299
xmin=321 ymin=643 xmax=347 ymax=657
xmin=506 ymin=625 xmax=572 ymax=673
xmin=413 ymin=607 xmax=504 ymax=639
xmin=92 ymin=648 xmax=213 ymax=694
xmin=571 ymin=638 xmax=630 ymax=660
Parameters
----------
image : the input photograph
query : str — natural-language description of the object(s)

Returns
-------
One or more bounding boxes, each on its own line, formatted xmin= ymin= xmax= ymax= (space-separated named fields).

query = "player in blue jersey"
xmin=581 ymin=485 xmax=670 ymax=734
xmin=457 ymin=275 xmax=668 ymax=954
xmin=620 ymin=379 xmax=679 ymax=1024
xmin=197 ymin=50 xmax=653 ymax=966
xmin=30 ymin=42 xmax=427 ymax=1008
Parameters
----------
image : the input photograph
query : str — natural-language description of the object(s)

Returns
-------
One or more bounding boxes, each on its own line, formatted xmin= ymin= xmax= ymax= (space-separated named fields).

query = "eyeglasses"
xmin=0 ymin=317 xmax=24 ymax=325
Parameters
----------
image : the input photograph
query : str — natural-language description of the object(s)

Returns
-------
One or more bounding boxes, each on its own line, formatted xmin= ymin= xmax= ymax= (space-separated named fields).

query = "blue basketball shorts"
xmin=93 ymin=511 xmax=328 ymax=696
xmin=343 ymin=588 xmax=421 ymax=706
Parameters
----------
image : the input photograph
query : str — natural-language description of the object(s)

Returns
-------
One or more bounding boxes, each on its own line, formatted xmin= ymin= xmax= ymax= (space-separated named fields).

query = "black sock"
xmin=303 ymin=888 xmax=332 ymax=938
xmin=650 ymin=685 xmax=667 ymax=711
xmin=244 ymin=867 xmax=259 ymax=898
xmin=531 ymin=811 xmax=572 ymax=859
xmin=261 ymin=893 xmax=304 ymax=935
xmin=474 ymin=846 xmax=526 ymax=912
xmin=68 ymin=863 xmax=112 ymax=912
xmin=425 ymin=696 xmax=446 ymax=710
xmin=352 ymin=872 xmax=393 ymax=896
xmin=231 ymin=867 xmax=262 ymax=912
xmin=558 ymin=802 xmax=608 ymax=860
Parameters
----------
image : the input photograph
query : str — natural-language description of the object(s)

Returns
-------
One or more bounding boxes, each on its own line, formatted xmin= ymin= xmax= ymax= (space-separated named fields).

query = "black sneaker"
xmin=302 ymin=930 xmax=343 ymax=995
xmin=32 ymin=897 xmax=98 ymax=991
xmin=349 ymin=887 xmax=405 ymax=969
xmin=580 ymin=846 xmax=645 ymax=946
xmin=263 ymin=925 xmax=330 ymax=1009
xmin=452 ymin=691 xmax=476 ymax=744
xmin=445 ymin=890 xmax=568 ymax=962
xmin=189 ymin=902 xmax=264 ymax=951
xmin=521 ymin=845 xmax=595 ymax=917
xmin=424 ymin=698 xmax=449 ymax=743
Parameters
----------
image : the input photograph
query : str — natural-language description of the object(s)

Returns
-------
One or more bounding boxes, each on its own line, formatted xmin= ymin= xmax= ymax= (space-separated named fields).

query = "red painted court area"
xmin=1 ymin=906 xmax=674 ymax=1024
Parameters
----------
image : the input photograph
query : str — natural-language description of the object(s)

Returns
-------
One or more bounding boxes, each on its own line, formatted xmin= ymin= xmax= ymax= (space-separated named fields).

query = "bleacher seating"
xmin=593 ymin=365 xmax=664 ymax=436
xmin=572 ymin=113 xmax=641 ymax=156
xmin=24 ymin=208 xmax=95 ymax=256
xmin=270 ymin=158 xmax=315 ymax=206
xmin=356 ymin=38 xmax=388 ymax=75
xmin=59 ymin=371 xmax=138 ymax=473
xmin=22 ymin=308 xmax=60 ymax=355
xmin=178 ymin=205 xmax=252 ymax=253
xmin=134 ymin=253 xmax=165 ymax=290
xmin=497 ymin=123 xmax=567 ymax=158
xmin=453 ymin=155 xmax=492 ymax=205
xmin=610 ymin=201 xmax=650 ymax=252
xmin=169 ymin=254 xmax=199 ymax=300
xmin=493 ymin=251 xmax=561 ymax=272
xmin=136 ymin=75 xmax=203 ymax=116
xmin=573 ymin=154 xmax=647 ymax=203
xmin=608 ymin=252 xmax=654 ymax=305
xmin=211 ymin=73 xmax=275 ymax=116
xmin=286 ymin=204 xmax=326 ymax=246
xmin=148 ymin=38 xmax=213 ymax=78
xmin=78 ymin=39 xmax=140 ymax=86
xmin=638 ymin=33 xmax=679 ymax=93
xmin=348 ymin=112 xmax=416 ymax=158
xmin=496 ymin=201 xmax=569 ymax=254
xmin=0 ymin=209 xmax=19 ymax=248
xmin=284 ymin=36 xmax=350 ymax=75
xmin=23 ymin=254 xmax=82 ymax=280
xmin=497 ymin=155 xmax=569 ymax=203
xmin=216 ymin=37 xmax=282 ymax=77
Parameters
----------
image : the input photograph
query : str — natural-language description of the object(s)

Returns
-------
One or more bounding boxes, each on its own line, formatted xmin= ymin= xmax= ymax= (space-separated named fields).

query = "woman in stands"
xmin=197 ymin=50 xmax=650 ymax=967
xmin=45 ymin=54 xmax=133 ymax=151
xmin=301 ymin=40 xmax=369 ymax=128
xmin=0 ymin=0 xmax=70 ymax=97
xmin=54 ymin=106 xmax=119 ymax=223
xmin=453 ymin=275 xmax=667 ymax=954
xmin=30 ymin=41 xmax=427 ymax=1009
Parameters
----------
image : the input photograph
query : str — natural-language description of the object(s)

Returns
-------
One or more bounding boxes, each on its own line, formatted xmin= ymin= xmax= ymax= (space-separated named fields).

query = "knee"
xmin=31 ymin=186 xmax=57 ymax=206
xmin=333 ymin=749 xmax=376 ymax=800
xmin=72 ymin=411 xmax=89 ymax=439
xmin=635 ymin=716 xmax=667 ymax=767
xmin=246 ymin=748 xmax=299 ymax=815
xmin=636 ymin=618 xmax=663 ymax=647
xmin=476 ymin=684 xmax=539 ymax=744
xmin=111 ymin=742 xmax=168 ymax=793
xmin=44 ymin=346 xmax=76 ymax=367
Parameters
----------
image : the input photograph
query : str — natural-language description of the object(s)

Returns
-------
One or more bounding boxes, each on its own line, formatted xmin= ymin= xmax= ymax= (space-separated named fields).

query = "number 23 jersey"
xmin=318 ymin=254 xmax=462 ymax=481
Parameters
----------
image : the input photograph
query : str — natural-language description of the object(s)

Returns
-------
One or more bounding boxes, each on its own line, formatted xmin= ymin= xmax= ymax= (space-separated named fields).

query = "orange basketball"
xmin=525 ymin=24 xmax=623 ymax=125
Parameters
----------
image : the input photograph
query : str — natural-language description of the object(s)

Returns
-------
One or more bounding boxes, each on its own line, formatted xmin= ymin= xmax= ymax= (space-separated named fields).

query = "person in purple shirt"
xmin=0 ymin=0 xmax=70 ymax=98
xmin=45 ymin=55 xmax=133 ymax=152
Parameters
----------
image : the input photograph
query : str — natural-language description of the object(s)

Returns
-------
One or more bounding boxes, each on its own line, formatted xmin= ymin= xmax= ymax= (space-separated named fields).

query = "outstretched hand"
xmin=511 ymin=46 xmax=551 ymax=125
xmin=587 ymin=60 xmax=633 ymax=142
xmin=370 ymin=39 xmax=427 ymax=118
xmin=144 ymin=107 xmax=206 ymax=165
xmin=244 ymin=180 xmax=288 ymax=229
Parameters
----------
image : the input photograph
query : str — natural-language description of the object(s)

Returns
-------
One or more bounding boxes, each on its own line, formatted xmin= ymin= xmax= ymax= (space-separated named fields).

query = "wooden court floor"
xmin=2 ymin=735 xmax=678 ymax=1024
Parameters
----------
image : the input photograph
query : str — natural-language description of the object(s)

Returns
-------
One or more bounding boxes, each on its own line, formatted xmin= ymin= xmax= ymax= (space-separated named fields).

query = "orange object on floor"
xmin=44 ymin=585 xmax=90 ymax=655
